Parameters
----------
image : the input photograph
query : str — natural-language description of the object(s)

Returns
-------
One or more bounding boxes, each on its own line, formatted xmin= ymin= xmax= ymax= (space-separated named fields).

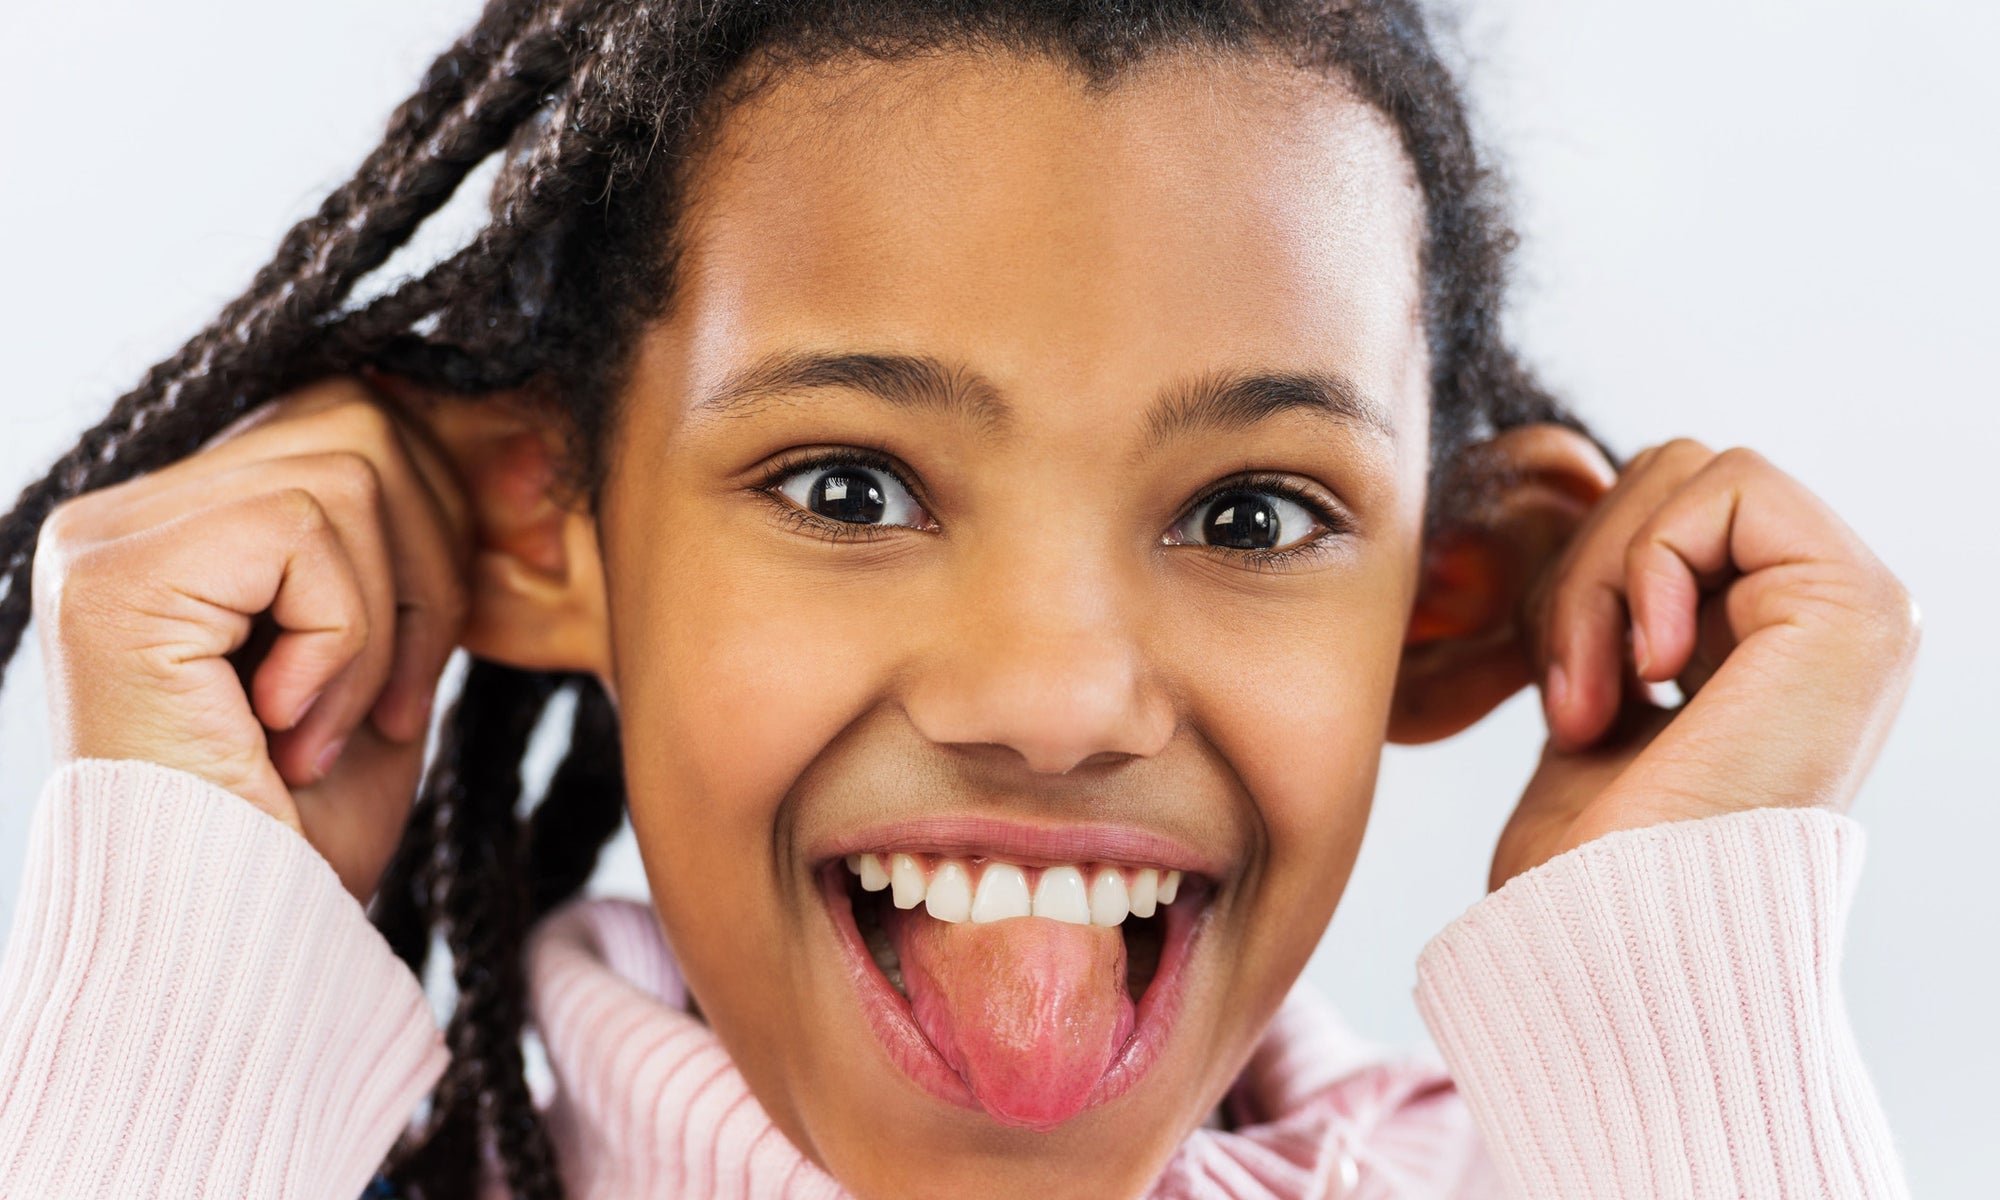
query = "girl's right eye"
xmin=766 ymin=452 xmax=933 ymax=532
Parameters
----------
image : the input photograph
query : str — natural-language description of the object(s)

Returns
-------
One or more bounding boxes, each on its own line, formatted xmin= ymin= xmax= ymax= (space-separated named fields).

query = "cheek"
xmin=609 ymin=536 xmax=887 ymax=885
xmin=1226 ymin=632 xmax=1394 ymax=863
xmin=1170 ymin=563 xmax=1410 ymax=947
xmin=606 ymin=533 xmax=894 ymax=1098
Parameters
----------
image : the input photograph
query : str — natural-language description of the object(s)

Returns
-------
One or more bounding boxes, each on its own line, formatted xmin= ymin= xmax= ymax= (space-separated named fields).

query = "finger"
xmin=1542 ymin=438 xmax=1718 ymax=750
xmin=367 ymin=383 xmax=478 ymax=562
xmin=90 ymin=395 xmax=474 ymax=745
xmin=213 ymin=389 xmax=473 ymax=744
xmin=1621 ymin=464 xmax=1744 ymax=684
xmin=129 ymin=486 xmax=374 ymax=748
xmin=258 ymin=444 xmax=463 ymax=754
xmin=358 ymin=419 xmax=472 ymax=744
xmin=250 ymin=454 xmax=400 ymax=787
xmin=1578 ymin=446 xmax=1922 ymax=821
xmin=1624 ymin=447 xmax=1871 ymax=684
xmin=1672 ymin=586 xmax=1736 ymax=699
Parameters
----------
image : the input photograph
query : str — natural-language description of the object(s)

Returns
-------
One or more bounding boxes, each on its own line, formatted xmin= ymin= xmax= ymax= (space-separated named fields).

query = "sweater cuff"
xmin=1414 ymin=806 xmax=1910 ymax=1200
xmin=0 ymin=759 xmax=447 ymax=1199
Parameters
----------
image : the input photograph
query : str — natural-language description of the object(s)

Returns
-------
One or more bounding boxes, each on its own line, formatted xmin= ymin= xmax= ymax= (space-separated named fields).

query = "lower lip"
xmin=817 ymin=864 xmax=1213 ymax=1124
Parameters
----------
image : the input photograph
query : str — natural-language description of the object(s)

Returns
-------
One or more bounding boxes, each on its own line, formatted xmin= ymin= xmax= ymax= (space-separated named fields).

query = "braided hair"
xmin=0 ymin=2 xmax=1613 ymax=1196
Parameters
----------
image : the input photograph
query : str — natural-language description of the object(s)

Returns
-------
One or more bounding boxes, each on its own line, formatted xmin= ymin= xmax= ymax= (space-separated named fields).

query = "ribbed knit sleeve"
xmin=0 ymin=759 xmax=447 ymax=1198
xmin=1413 ymin=806 xmax=1910 ymax=1200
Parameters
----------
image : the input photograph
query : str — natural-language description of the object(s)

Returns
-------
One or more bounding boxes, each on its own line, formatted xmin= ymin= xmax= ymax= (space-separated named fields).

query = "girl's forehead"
xmin=658 ymin=47 xmax=1431 ymax=453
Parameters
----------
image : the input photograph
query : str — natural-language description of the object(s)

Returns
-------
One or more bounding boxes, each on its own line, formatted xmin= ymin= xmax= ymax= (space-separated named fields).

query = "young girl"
xmin=0 ymin=1 xmax=1918 ymax=1197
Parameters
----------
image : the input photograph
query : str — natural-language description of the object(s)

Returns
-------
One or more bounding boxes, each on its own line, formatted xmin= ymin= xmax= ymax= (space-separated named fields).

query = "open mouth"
xmin=819 ymin=848 xmax=1214 ymax=1131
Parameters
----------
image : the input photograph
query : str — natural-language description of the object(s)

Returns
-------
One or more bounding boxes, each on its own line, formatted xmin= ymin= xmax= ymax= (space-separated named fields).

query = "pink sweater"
xmin=0 ymin=760 xmax=1910 ymax=1198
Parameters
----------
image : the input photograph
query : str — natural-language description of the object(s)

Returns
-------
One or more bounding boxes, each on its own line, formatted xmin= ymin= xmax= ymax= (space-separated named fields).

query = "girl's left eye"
xmin=1163 ymin=483 xmax=1335 ymax=557
xmin=767 ymin=454 xmax=932 ymax=530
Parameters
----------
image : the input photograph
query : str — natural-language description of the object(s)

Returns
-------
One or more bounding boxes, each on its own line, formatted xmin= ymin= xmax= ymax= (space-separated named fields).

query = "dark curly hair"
xmin=0 ymin=2 xmax=1614 ymax=1196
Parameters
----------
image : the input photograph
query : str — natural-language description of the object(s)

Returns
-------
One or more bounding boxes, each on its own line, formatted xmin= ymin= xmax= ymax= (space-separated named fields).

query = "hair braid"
xmin=387 ymin=660 xmax=563 ymax=1199
xmin=372 ymin=668 xmax=627 ymax=1200
xmin=369 ymin=782 xmax=445 ymax=980
xmin=0 ymin=0 xmax=587 ymax=685
xmin=325 ymin=2 xmax=638 ymax=375
xmin=253 ymin=0 xmax=547 ymax=306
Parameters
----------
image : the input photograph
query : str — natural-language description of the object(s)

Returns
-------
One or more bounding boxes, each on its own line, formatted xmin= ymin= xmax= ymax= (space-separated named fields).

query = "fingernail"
xmin=1632 ymin=624 xmax=1651 ymax=676
xmin=292 ymin=689 xmax=325 ymax=730
xmin=314 ymin=736 xmax=348 ymax=781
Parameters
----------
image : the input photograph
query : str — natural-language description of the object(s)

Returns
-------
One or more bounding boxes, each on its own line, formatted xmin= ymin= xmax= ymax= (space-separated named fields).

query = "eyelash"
xmin=754 ymin=446 xmax=932 ymax=546
xmin=1189 ymin=475 xmax=1355 ymax=570
xmin=752 ymin=446 xmax=1354 ymax=569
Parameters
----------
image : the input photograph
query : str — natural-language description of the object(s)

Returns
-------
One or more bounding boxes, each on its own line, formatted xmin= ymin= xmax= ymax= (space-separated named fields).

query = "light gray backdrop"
xmin=2 ymin=1 xmax=1993 ymax=1194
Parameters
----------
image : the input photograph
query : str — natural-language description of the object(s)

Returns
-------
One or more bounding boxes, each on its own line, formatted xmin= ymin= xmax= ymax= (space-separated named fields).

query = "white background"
xmin=2 ymin=1 xmax=1993 ymax=1193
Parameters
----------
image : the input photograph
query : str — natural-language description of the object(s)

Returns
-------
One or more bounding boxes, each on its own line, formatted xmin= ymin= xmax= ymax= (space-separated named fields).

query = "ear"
xmin=373 ymin=376 xmax=614 ymax=689
xmin=1387 ymin=423 xmax=1617 ymax=744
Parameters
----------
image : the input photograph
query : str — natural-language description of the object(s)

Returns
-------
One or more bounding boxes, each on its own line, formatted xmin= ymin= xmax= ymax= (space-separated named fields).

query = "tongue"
xmin=884 ymin=904 xmax=1134 ymax=1130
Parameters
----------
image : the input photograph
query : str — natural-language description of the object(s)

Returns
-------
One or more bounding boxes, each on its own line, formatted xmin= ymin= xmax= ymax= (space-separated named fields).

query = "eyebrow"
xmin=1144 ymin=365 xmax=1395 ymax=453
xmin=690 ymin=349 xmax=1397 ymax=451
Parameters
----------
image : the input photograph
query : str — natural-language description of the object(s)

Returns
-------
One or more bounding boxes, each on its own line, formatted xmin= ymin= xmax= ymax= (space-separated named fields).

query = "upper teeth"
xmin=843 ymin=853 xmax=1184 ymax=928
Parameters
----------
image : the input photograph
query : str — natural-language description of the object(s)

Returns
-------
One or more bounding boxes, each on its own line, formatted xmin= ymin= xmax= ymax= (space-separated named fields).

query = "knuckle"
xmin=1623 ymin=528 xmax=1666 ymax=579
xmin=34 ymin=538 xmax=118 ymax=636
xmin=332 ymin=598 xmax=373 ymax=658
xmin=270 ymin=485 xmax=331 ymax=536
xmin=1624 ymin=444 xmax=1663 ymax=472
xmin=315 ymin=449 xmax=385 ymax=510
xmin=38 ymin=497 xmax=88 ymax=549
xmin=343 ymin=615 xmax=374 ymax=660
xmin=1823 ymin=567 xmax=1922 ymax=666
xmin=38 ymin=488 xmax=117 ymax=552
xmin=1714 ymin=445 xmax=1769 ymax=474
xmin=326 ymin=390 xmax=401 ymax=449
xmin=1658 ymin=436 xmax=1715 ymax=462
xmin=1876 ymin=577 xmax=1923 ymax=660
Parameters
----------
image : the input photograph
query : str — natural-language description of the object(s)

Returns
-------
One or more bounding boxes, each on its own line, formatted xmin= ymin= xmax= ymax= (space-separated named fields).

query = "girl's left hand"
xmin=1491 ymin=439 xmax=1922 ymax=891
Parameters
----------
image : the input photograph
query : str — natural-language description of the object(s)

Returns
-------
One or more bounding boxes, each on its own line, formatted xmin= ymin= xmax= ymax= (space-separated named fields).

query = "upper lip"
xmin=815 ymin=814 xmax=1232 ymax=879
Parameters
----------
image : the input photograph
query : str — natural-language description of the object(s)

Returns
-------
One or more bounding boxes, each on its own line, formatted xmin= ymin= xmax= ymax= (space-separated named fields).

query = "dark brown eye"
xmin=773 ymin=461 xmax=927 ymax=528
xmin=1167 ymin=486 xmax=1323 ymax=553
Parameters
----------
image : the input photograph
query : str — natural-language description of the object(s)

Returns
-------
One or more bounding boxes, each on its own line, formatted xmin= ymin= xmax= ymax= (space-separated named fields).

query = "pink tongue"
xmin=884 ymin=904 xmax=1134 ymax=1130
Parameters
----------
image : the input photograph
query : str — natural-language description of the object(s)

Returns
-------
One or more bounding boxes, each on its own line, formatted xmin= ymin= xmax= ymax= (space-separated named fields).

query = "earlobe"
xmin=463 ymin=502 xmax=614 ymax=681
xmin=1387 ymin=423 xmax=1617 ymax=745
xmin=379 ymin=379 xmax=615 ymax=688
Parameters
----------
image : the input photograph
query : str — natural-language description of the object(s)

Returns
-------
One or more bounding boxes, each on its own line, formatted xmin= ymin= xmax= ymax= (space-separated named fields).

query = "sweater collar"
xmin=526 ymin=897 xmax=1464 ymax=1199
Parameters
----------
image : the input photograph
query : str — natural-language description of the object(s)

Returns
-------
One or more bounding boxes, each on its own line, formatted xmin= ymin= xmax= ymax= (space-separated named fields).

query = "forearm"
xmin=1414 ymin=807 xmax=1909 ymax=1200
xmin=0 ymin=760 xmax=446 ymax=1197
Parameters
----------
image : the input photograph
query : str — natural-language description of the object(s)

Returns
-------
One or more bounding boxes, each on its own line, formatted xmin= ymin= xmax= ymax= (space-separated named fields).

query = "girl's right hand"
xmin=32 ymin=378 xmax=475 ymax=900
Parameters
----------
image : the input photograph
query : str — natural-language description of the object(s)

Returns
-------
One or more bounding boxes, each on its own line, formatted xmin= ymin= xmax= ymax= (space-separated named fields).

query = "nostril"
xmin=1064 ymin=749 xmax=1141 ymax=773
xmin=939 ymin=739 xmax=1131 ymax=777
xmin=901 ymin=647 xmax=1178 ymax=777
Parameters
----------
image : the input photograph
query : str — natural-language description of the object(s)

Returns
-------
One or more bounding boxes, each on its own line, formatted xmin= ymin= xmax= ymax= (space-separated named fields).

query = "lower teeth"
xmin=861 ymin=903 xmax=908 ymax=996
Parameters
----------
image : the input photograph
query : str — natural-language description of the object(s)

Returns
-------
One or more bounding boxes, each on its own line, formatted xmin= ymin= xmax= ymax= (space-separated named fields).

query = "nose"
xmin=899 ymin=544 xmax=1177 ymax=776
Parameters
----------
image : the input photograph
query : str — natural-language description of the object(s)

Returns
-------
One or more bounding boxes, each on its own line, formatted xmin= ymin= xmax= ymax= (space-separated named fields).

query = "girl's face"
xmin=594 ymin=48 xmax=1430 ymax=1196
